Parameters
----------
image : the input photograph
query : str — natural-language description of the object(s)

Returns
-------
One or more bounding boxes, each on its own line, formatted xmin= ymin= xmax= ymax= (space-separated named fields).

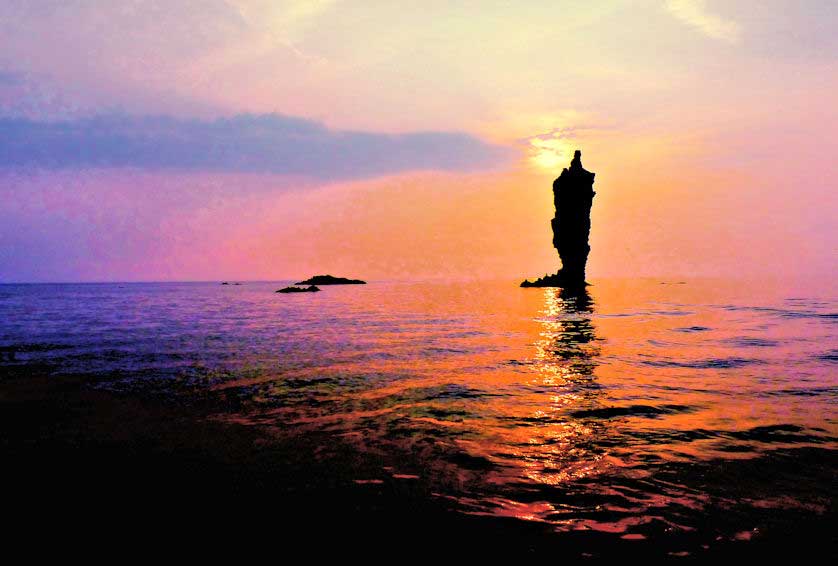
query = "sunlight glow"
xmin=665 ymin=0 xmax=741 ymax=43
xmin=528 ymin=134 xmax=576 ymax=172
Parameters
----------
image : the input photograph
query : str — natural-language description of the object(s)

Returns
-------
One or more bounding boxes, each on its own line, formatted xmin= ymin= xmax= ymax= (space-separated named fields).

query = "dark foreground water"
xmin=1 ymin=278 xmax=835 ymax=556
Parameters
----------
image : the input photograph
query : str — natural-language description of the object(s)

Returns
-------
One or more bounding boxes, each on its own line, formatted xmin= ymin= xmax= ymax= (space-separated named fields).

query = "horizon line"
xmin=0 ymin=275 xmax=787 ymax=285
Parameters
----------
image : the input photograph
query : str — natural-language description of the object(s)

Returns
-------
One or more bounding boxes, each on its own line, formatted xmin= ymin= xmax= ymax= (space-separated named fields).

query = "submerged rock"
xmin=521 ymin=150 xmax=595 ymax=288
xmin=295 ymin=274 xmax=366 ymax=285
xmin=276 ymin=285 xmax=321 ymax=293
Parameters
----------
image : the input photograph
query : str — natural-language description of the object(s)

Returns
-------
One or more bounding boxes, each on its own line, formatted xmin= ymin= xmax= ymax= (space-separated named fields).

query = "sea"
xmin=1 ymin=278 xmax=835 ymax=551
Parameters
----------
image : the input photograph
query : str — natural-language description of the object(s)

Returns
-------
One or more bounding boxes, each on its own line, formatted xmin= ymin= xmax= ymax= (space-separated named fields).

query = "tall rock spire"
xmin=552 ymin=150 xmax=596 ymax=285
xmin=521 ymin=150 xmax=596 ymax=288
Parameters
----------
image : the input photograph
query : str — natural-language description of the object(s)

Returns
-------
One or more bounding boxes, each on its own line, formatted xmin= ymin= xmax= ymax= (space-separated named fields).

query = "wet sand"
xmin=2 ymin=366 xmax=834 ymax=560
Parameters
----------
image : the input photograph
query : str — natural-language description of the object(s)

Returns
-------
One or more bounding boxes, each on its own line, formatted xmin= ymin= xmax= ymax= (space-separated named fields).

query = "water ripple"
xmin=1 ymin=279 xmax=835 ymax=544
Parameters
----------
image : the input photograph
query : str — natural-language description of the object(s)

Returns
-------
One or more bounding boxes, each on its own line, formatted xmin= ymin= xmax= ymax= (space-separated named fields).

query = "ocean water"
xmin=1 ymin=278 xmax=835 ymax=545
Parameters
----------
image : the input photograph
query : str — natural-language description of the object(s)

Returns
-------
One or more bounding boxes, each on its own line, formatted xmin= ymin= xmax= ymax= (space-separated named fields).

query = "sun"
xmin=528 ymin=135 xmax=575 ymax=171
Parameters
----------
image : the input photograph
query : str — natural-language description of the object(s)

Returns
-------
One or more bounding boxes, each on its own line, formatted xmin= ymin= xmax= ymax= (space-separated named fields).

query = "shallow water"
xmin=1 ymin=278 xmax=835 ymax=545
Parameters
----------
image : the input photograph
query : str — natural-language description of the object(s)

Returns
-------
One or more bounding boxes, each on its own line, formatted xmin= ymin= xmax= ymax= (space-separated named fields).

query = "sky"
xmin=0 ymin=0 xmax=835 ymax=282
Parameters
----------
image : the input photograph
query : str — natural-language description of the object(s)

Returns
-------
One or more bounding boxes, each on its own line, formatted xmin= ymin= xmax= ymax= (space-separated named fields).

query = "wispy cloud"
xmin=0 ymin=70 xmax=22 ymax=86
xmin=219 ymin=0 xmax=338 ymax=63
xmin=0 ymin=113 xmax=510 ymax=180
xmin=665 ymin=0 xmax=741 ymax=43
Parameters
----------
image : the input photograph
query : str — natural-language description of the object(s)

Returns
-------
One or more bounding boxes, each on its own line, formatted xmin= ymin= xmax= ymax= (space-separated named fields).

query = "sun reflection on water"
xmin=503 ymin=286 xmax=608 ymax=493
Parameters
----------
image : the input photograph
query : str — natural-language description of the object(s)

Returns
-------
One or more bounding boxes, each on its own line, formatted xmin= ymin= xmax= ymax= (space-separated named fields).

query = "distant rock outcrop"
xmin=276 ymin=285 xmax=321 ymax=293
xmin=295 ymin=275 xmax=366 ymax=285
xmin=521 ymin=150 xmax=595 ymax=289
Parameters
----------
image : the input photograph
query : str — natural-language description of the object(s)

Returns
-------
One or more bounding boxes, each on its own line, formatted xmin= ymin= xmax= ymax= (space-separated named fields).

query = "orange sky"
xmin=0 ymin=1 xmax=835 ymax=281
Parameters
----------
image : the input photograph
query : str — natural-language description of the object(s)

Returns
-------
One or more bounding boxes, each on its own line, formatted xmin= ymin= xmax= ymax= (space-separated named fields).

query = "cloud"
xmin=665 ymin=0 xmax=741 ymax=43
xmin=226 ymin=0 xmax=338 ymax=42
xmin=720 ymin=1 xmax=838 ymax=59
xmin=0 ymin=113 xmax=510 ymax=179
xmin=0 ymin=70 xmax=22 ymax=86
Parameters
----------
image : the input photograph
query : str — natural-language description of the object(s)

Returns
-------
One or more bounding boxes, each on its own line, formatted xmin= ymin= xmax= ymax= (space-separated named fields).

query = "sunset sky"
xmin=1 ymin=1 xmax=835 ymax=282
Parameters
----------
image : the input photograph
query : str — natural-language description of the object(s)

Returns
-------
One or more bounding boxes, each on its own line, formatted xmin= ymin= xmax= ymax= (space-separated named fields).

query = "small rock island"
xmin=521 ymin=150 xmax=595 ymax=289
xmin=276 ymin=285 xmax=321 ymax=293
xmin=295 ymin=275 xmax=366 ymax=285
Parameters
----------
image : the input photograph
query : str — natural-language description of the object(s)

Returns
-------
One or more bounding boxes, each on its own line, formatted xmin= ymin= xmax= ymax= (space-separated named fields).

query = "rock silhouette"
xmin=276 ymin=285 xmax=321 ymax=293
xmin=521 ymin=150 xmax=595 ymax=289
xmin=295 ymin=275 xmax=366 ymax=285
